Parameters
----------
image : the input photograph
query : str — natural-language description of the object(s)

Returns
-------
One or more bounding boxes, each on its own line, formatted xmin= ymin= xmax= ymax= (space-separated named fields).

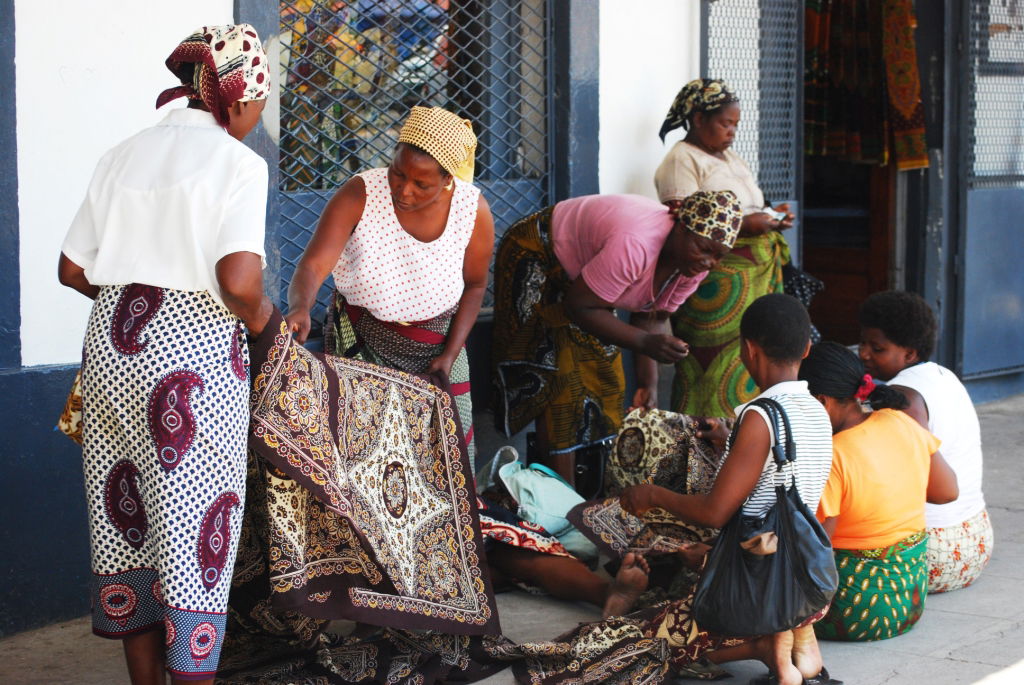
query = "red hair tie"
xmin=854 ymin=374 xmax=876 ymax=402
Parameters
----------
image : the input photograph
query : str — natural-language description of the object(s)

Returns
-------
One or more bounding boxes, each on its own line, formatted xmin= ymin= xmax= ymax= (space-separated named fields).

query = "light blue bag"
xmin=496 ymin=459 xmax=599 ymax=563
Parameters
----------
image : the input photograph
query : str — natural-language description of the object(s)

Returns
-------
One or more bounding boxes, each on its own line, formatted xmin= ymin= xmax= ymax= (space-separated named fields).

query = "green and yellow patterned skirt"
xmin=492 ymin=207 xmax=625 ymax=454
xmin=815 ymin=531 xmax=928 ymax=642
xmin=670 ymin=231 xmax=788 ymax=417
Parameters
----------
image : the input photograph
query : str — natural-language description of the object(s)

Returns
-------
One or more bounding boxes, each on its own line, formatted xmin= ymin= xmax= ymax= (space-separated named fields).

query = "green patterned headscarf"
xmin=659 ymin=78 xmax=739 ymax=141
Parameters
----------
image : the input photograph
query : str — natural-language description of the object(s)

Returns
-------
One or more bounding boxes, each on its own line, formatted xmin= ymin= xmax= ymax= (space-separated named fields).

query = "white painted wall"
xmin=598 ymin=0 xmax=701 ymax=196
xmin=16 ymin=0 xmax=234 ymax=366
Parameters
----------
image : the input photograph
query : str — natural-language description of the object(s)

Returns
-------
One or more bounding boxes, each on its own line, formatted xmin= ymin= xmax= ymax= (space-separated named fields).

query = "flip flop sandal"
xmin=749 ymin=666 xmax=844 ymax=685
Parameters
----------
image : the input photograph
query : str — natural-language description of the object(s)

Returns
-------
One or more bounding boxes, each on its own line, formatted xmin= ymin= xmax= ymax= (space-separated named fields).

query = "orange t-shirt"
xmin=816 ymin=409 xmax=941 ymax=550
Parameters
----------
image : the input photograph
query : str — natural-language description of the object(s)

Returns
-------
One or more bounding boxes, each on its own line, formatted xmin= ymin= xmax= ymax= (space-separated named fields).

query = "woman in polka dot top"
xmin=286 ymin=107 xmax=494 ymax=460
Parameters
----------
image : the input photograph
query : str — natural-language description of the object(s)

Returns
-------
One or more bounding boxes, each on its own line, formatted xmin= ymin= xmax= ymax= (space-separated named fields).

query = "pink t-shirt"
xmin=550 ymin=194 xmax=707 ymax=312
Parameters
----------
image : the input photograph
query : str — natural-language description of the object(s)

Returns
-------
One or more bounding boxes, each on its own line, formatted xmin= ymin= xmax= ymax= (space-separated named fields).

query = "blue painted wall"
xmin=0 ymin=2 xmax=92 ymax=638
xmin=0 ymin=1 xmax=20 ymax=369
xmin=0 ymin=365 xmax=90 ymax=636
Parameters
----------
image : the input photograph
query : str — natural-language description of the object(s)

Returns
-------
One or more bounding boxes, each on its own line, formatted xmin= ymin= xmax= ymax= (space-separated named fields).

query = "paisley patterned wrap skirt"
xmin=81 ymin=284 xmax=250 ymax=681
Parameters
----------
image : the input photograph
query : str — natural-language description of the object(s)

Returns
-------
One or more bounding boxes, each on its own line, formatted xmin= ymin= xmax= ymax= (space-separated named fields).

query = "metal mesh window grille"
xmin=278 ymin=0 xmax=550 ymax=320
xmin=704 ymin=0 xmax=801 ymax=203
xmin=966 ymin=0 xmax=1024 ymax=189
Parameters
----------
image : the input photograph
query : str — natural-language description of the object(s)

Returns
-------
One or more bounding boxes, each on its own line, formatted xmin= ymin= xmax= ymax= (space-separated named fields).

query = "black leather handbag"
xmin=692 ymin=398 xmax=838 ymax=637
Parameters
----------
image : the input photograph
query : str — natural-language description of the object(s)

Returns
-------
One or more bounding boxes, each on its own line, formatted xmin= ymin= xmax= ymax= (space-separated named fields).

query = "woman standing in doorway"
xmin=655 ymin=78 xmax=795 ymax=417
xmin=59 ymin=25 xmax=271 ymax=684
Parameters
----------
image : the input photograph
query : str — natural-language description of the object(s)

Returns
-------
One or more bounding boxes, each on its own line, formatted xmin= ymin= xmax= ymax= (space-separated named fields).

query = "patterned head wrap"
xmin=156 ymin=24 xmax=271 ymax=128
xmin=659 ymin=78 xmax=739 ymax=141
xmin=398 ymin=106 xmax=478 ymax=183
xmin=673 ymin=190 xmax=743 ymax=248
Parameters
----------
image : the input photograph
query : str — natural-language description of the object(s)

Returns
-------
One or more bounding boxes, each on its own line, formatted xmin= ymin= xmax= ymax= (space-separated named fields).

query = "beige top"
xmin=654 ymin=140 xmax=764 ymax=215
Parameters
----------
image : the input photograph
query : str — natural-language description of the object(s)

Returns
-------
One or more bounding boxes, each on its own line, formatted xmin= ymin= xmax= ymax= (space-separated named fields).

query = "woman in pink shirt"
xmin=493 ymin=191 xmax=742 ymax=484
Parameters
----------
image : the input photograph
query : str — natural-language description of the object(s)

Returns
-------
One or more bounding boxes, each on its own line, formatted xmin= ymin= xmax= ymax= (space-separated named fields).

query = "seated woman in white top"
xmin=859 ymin=290 xmax=993 ymax=593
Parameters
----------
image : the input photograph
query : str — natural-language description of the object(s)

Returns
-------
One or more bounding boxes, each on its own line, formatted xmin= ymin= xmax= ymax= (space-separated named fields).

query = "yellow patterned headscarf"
xmin=673 ymin=190 xmax=743 ymax=248
xmin=398 ymin=106 xmax=477 ymax=182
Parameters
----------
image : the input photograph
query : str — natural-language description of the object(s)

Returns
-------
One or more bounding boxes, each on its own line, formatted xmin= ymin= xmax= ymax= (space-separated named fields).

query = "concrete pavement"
xmin=3 ymin=395 xmax=1022 ymax=684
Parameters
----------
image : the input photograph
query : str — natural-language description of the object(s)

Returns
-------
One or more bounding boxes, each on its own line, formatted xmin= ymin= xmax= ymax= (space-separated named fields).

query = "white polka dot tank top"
xmin=332 ymin=167 xmax=480 ymax=322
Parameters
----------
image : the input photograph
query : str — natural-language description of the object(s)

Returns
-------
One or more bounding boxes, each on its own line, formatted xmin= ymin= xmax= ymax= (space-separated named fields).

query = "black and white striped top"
xmin=718 ymin=381 xmax=834 ymax=518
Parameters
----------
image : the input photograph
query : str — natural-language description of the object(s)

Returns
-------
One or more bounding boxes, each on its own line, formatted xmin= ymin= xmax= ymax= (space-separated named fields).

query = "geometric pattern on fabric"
xmin=91 ymin=567 xmax=164 ymax=637
xmin=926 ymin=507 xmax=994 ymax=594
xmin=164 ymin=605 xmax=228 ymax=680
xmin=80 ymin=285 xmax=248 ymax=678
xmin=670 ymin=231 xmax=788 ymax=417
xmin=324 ymin=293 xmax=476 ymax=461
xmin=247 ymin=309 xmax=499 ymax=635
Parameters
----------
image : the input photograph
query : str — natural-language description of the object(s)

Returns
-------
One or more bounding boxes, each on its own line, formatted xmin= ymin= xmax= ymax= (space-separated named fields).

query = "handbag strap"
xmin=752 ymin=397 xmax=796 ymax=468
xmin=728 ymin=397 xmax=799 ymax=495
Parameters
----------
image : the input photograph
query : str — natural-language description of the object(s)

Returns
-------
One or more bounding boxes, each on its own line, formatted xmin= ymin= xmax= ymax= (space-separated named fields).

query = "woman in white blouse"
xmin=58 ymin=25 xmax=271 ymax=684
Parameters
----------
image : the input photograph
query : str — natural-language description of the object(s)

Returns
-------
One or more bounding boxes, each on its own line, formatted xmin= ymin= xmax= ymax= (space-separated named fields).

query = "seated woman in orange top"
xmin=798 ymin=342 xmax=958 ymax=642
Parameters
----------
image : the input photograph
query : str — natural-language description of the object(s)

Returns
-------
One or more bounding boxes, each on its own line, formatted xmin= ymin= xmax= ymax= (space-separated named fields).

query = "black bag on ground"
xmin=692 ymin=398 xmax=838 ymax=637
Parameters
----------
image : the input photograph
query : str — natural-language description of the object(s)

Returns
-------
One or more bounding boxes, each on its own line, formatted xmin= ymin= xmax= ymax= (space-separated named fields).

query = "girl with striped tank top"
xmin=616 ymin=294 xmax=839 ymax=685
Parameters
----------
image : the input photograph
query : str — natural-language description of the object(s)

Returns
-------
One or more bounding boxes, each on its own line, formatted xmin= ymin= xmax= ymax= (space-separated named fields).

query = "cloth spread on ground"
xmin=817 ymin=408 xmax=939 ymax=549
xmin=492 ymin=207 xmax=626 ymax=453
xmin=245 ymin=308 xmax=498 ymax=634
xmin=217 ymin=405 xmax=773 ymax=683
xmin=815 ymin=530 xmax=928 ymax=641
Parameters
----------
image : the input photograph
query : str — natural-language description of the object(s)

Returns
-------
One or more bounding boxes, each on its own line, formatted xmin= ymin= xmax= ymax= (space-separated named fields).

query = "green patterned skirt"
xmin=670 ymin=231 xmax=788 ymax=417
xmin=815 ymin=531 xmax=928 ymax=641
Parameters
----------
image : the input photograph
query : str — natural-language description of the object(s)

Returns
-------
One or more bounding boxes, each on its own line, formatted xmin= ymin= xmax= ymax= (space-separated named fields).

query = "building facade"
xmin=1 ymin=0 xmax=1020 ymax=637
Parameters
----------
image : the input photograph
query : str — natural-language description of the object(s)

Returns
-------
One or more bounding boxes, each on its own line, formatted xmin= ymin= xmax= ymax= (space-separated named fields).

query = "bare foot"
xmin=791 ymin=624 xmax=824 ymax=679
xmin=748 ymin=632 xmax=803 ymax=685
xmin=602 ymin=552 xmax=649 ymax=617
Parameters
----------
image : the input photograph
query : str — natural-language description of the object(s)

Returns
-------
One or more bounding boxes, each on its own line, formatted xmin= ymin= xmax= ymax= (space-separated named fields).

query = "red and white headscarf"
xmin=156 ymin=24 xmax=270 ymax=127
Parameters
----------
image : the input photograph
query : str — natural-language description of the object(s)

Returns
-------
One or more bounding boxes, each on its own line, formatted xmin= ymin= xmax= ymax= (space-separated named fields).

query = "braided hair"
xmin=799 ymin=342 xmax=908 ymax=410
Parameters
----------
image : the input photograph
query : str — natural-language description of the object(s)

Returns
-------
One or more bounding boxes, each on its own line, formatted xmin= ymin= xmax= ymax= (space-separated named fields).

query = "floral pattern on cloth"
xmin=247 ymin=309 xmax=499 ymax=635
xmin=926 ymin=508 xmax=994 ymax=594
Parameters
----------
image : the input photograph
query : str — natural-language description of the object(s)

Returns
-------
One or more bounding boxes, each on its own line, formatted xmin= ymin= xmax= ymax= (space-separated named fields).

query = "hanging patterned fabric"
xmin=804 ymin=0 xmax=928 ymax=169
xmin=883 ymin=0 xmax=930 ymax=170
